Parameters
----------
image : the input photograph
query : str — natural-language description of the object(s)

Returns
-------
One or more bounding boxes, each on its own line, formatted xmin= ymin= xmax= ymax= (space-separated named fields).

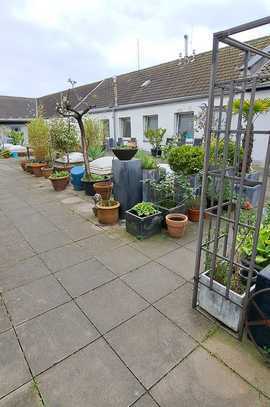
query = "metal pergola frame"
xmin=192 ymin=17 xmax=270 ymax=339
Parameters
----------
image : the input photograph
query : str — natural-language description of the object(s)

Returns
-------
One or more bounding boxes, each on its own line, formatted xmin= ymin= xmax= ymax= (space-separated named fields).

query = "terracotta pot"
xmin=187 ymin=208 xmax=200 ymax=222
xmin=25 ymin=162 xmax=34 ymax=174
xmin=165 ymin=213 xmax=188 ymax=238
xmin=93 ymin=181 xmax=113 ymax=200
xmin=54 ymin=164 xmax=73 ymax=173
xmin=41 ymin=167 xmax=53 ymax=178
xmin=96 ymin=201 xmax=120 ymax=225
xmin=32 ymin=163 xmax=48 ymax=177
xmin=20 ymin=160 xmax=28 ymax=171
xmin=49 ymin=176 xmax=69 ymax=191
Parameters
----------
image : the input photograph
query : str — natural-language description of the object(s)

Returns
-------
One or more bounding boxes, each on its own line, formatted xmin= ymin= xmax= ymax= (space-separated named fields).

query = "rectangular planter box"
xmin=126 ymin=209 xmax=162 ymax=239
xmin=235 ymin=179 xmax=262 ymax=207
xmin=198 ymin=271 xmax=254 ymax=332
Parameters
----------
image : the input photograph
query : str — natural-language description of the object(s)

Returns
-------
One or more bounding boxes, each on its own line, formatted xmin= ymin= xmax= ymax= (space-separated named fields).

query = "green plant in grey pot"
xmin=126 ymin=202 xmax=162 ymax=239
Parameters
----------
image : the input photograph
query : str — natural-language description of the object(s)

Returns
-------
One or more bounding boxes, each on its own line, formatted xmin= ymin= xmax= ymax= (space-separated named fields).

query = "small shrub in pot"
xmin=49 ymin=170 xmax=69 ymax=192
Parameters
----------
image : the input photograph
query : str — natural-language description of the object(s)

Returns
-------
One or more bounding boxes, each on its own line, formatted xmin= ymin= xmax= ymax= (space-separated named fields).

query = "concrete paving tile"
xmin=133 ymin=394 xmax=159 ymax=407
xmin=96 ymin=244 xmax=150 ymax=276
xmin=0 ymin=382 xmax=42 ymax=407
xmin=39 ymin=243 xmax=92 ymax=272
xmin=38 ymin=338 xmax=144 ymax=407
xmin=60 ymin=220 xmax=102 ymax=241
xmin=150 ymin=347 xmax=266 ymax=407
xmin=77 ymin=233 xmax=127 ymax=255
xmin=0 ymin=241 xmax=35 ymax=267
xmin=16 ymin=213 xmax=58 ymax=238
xmin=4 ymin=275 xmax=70 ymax=325
xmin=0 ymin=330 xmax=31 ymax=398
xmin=122 ymin=262 xmax=185 ymax=303
xmin=24 ymin=229 xmax=72 ymax=253
xmin=155 ymin=282 xmax=215 ymax=341
xmin=156 ymin=246 xmax=195 ymax=281
xmin=16 ymin=301 xmax=99 ymax=375
xmin=130 ymin=234 xmax=179 ymax=259
xmin=106 ymin=307 xmax=196 ymax=389
xmin=56 ymin=258 xmax=115 ymax=297
xmin=0 ymin=256 xmax=50 ymax=292
xmin=61 ymin=196 xmax=84 ymax=205
xmin=204 ymin=329 xmax=270 ymax=398
xmin=77 ymin=279 xmax=149 ymax=333
xmin=0 ymin=299 xmax=11 ymax=334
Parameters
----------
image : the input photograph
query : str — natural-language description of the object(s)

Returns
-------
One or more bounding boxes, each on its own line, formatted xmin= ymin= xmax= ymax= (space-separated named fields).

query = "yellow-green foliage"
xmin=232 ymin=98 xmax=270 ymax=122
xmin=27 ymin=117 xmax=49 ymax=161
xmin=84 ymin=118 xmax=105 ymax=148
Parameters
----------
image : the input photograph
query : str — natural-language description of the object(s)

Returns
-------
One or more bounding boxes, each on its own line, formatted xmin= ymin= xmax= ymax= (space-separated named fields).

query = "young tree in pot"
xmin=232 ymin=98 xmax=270 ymax=174
xmin=27 ymin=112 xmax=49 ymax=176
xmin=144 ymin=128 xmax=166 ymax=157
xmin=49 ymin=118 xmax=79 ymax=171
xmin=126 ymin=202 xmax=162 ymax=239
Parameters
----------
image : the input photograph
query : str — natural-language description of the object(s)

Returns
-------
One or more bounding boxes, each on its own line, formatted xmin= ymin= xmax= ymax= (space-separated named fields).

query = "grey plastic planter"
xmin=142 ymin=169 xmax=160 ymax=201
xmin=235 ymin=179 xmax=262 ymax=207
xmin=126 ymin=209 xmax=162 ymax=239
xmin=198 ymin=271 xmax=255 ymax=332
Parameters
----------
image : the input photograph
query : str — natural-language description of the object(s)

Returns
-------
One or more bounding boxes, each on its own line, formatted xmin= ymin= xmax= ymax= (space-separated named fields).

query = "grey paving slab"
xmin=122 ymin=261 xmax=185 ymax=303
xmin=150 ymin=347 xmax=266 ymax=407
xmin=204 ymin=329 xmax=270 ymax=398
xmin=0 ymin=382 xmax=42 ymax=407
xmin=77 ymin=233 xmax=127 ymax=255
xmin=0 ymin=330 xmax=31 ymax=399
xmin=156 ymin=246 xmax=195 ymax=281
xmin=4 ymin=275 xmax=70 ymax=325
xmin=16 ymin=301 xmax=99 ymax=375
xmin=16 ymin=213 xmax=58 ymax=238
xmin=106 ymin=307 xmax=196 ymax=389
xmin=56 ymin=258 xmax=115 ymax=297
xmin=24 ymin=230 xmax=72 ymax=253
xmin=133 ymin=394 xmax=159 ymax=407
xmin=0 ymin=240 xmax=35 ymax=268
xmin=0 ymin=299 xmax=11 ymax=334
xmin=38 ymin=338 xmax=144 ymax=407
xmin=5 ymin=206 xmax=38 ymax=223
xmin=155 ymin=283 xmax=215 ymax=341
xmin=77 ymin=279 xmax=149 ymax=333
xmin=39 ymin=243 xmax=92 ymax=273
xmin=130 ymin=234 xmax=179 ymax=259
xmin=96 ymin=244 xmax=150 ymax=276
xmin=0 ymin=256 xmax=50 ymax=292
xmin=60 ymin=220 xmax=102 ymax=241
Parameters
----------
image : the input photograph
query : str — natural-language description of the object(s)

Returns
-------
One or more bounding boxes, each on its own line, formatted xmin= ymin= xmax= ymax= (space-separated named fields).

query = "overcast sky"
xmin=1 ymin=0 xmax=270 ymax=97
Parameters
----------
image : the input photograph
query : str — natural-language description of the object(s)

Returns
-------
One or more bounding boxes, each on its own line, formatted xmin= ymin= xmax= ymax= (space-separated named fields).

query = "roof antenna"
xmin=67 ymin=78 xmax=77 ymax=89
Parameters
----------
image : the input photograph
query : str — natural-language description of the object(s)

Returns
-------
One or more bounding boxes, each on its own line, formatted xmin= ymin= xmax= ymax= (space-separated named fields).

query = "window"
xmin=143 ymin=115 xmax=158 ymax=141
xmin=119 ymin=117 xmax=131 ymax=139
xmin=100 ymin=119 xmax=110 ymax=138
xmin=175 ymin=112 xmax=194 ymax=144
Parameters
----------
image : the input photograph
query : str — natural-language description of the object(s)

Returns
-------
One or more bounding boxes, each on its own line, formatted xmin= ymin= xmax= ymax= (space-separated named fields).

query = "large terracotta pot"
xmin=93 ymin=181 xmax=113 ymax=200
xmin=32 ymin=163 xmax=48 ymax=177
xmin=41 ymin=167 xmax=53 ymax=178
xmin=49 ymin=175 xmax=69 ymax=191
xmin=20 ymin=160 xmax=29 ymax=171
xmin=96 ymin=201 xmax=120 ymax=225
xmin=165 ymin=213 xmax=188 ymax=238
xmin=25 ymin=162 xmax=34 ymax=174
xmin=187 ymin=208 xmax=200 ymax=222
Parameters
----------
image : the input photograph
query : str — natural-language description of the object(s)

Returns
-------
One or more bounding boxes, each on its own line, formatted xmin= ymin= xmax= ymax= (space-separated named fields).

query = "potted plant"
xmin=112 ymin=144 xmax=138 ymax=160
xmin=168 ymin=144 xmax=204 ymax=180
xmin=126 ymin=202 xmax=162 ymax=239
xmin=165 ymin=213 xmax=188 ymax=238
xmin=9 ymin=130 xmax=24 ymax=146
xmin=198 ymin=260 xmax=253 ymax=332
xmin=144 ymin=128 xmax=166 ymax=157
xmin=96 ymin=190 xmax=120 ymax=225
xmin=49 ymin=170 xmax=69 ymax=191
xmin=136 ymin=150 xmax=159 ymax=201
xmin=93 ymin=179 xmax=113 ymax=200
xmin=41 ymin=167 xmax=53 ymax=178
xmin=27 ymin=112 xmax=50 ymax=173
xmin=82 ymin=173 xmax=111 ymax=196
xmin=187 ymin=195 xmax=201 ymax=222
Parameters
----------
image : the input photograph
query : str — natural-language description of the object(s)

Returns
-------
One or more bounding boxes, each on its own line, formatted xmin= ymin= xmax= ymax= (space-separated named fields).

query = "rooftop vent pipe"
xmin=184 ymin=34 xmax=188 ymax=57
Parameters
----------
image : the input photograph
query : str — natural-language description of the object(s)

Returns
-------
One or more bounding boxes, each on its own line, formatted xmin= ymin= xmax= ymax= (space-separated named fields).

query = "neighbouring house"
xmin=1 ymin=35 xmax=270 ymax=163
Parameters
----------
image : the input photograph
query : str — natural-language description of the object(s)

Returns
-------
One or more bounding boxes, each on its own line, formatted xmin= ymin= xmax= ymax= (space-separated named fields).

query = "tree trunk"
xmin=242 ymin=122 xmax=254 ymax=174
xmin=77 ymin=117 xmax=90 ymax=176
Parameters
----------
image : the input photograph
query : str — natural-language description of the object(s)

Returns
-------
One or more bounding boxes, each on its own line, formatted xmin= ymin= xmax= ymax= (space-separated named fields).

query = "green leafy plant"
xmin=168 ymin=145 xmax=204 ymax=175
xmin=150 ymin=173 xmax=192 ymax=208
xmin=49 ymin=118 xmax=79 ymax=164
xmin=9 ymin=130 xmax=24 ymax=145
xmin=131 ymin=202 xmax=158 ymax=217
xmin=27 ymin=115 xmax=49 ymax=161
xmin=211 ymin=261 xmax=245 ymax=295
xmin=136 ymin=150 xmax=158 ymax=170
xmin=49 ymin=170 xmax=69 ymax=179
xmin=84 ymin=118 xmax=106 ymax=150
xmin=88 ymin=145 xmax=104 ymax=160
xmin=0 ymin=149 xmax=11 ymax=158
xmin=144 ymin=128 xmax=166 ymax=149
xmin=210 ymin=139 xmax=244 ymax=168
xmin=82 ymin=173 xmax=107 ymax=182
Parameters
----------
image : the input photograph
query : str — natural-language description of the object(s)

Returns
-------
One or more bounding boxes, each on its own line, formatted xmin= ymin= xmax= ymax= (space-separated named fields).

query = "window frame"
xmin=143 ymin=114 xmax=158 ymax=141
xmin=119 ymin=116 xmax=131 ymax=140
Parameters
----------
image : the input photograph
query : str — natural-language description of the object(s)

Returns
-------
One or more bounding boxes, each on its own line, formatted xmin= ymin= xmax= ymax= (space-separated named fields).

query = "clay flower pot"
xmin=25 ymin=162 xmax=34 ymax=174
xmin=187 ymin=207 xmax=200 ymax=222
xmin=41 ymin=167 xmax=53 ymax=178
xmin=93 ymin=181 xmax=113 ymax=200
xmin=32 ymin=163 xmax=48 ymax=177
xmin=49 ymin=175 xmax=69 ymax=191
xmin=165 ymin=213 xmax=188 ymax=238
xmin=96 ymin=201 xmax=120 ymax=225
xmin=20 ymin=160 xmax=28 ymax=171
